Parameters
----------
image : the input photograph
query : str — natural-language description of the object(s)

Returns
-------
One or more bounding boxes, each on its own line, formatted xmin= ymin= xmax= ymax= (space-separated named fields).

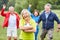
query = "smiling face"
xmin=23 ymin=13 xmax=30 ymax=21
xmin=9 ymin=6 xmax=14 ymax=14
xmin=34 ymin=10 xmax=39 ymax=16
xmin=21 ymin=9 xmax=30 ymax=21
xmin=34 ymin=11 xmax=39 ymax=16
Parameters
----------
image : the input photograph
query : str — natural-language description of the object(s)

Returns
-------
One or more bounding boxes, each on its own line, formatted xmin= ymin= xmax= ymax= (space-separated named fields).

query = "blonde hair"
xmin=21 ymin=9 xmax=31 ymax=16
xmin=21 ymin=9 xmax=31 ymax=19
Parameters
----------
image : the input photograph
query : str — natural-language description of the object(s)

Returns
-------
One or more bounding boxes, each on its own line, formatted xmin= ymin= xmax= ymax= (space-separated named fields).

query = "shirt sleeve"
xmin=54 ymin=14 xmax=60 ymax=24
xmin=1 ymin=8 xmax=7 ymax=17
xmin=27 ymin=7 xmax=31 ymax=12
xmin=38 ymin=14 xmax=42 ymax=24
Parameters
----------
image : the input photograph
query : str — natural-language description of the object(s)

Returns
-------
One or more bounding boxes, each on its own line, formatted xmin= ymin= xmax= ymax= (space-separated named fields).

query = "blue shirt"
xmin=28 ymin=7 xmax=31 ymax=12
xmin=28 ymin=7 xmax=40 ymax=23
xmin=31 ymin=14 xmax=40 ymax=23
xmin=45 ymin=12 xmax=50 ymax=19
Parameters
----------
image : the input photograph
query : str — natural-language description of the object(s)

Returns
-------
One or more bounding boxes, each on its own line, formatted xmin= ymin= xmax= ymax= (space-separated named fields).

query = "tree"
xmin=7 ymin=0 xmax=15 ymax=7
xmin=15 ymin=0 xmax=60 ymax=13
xmin=15 ymin=0 xmax=28 ymax=13
xmin=2 ymin=0 xmax=8 ymax=5
xmin=0 ymin=0 xmax=3 ymax=10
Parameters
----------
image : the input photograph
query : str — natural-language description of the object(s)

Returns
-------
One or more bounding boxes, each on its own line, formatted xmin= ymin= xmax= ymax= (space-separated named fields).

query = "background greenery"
xmin=0 ymin=0 xmax=60 ymax=13
xmin=0 ymin=10 xmax=60 ymax=40
xmin=0 ymin=0 xmax=60 ymax=40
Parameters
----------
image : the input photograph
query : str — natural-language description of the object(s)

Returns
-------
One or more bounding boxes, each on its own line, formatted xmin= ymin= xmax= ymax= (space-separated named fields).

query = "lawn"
xmin=0 ymin=10 xmax=60 ymax=40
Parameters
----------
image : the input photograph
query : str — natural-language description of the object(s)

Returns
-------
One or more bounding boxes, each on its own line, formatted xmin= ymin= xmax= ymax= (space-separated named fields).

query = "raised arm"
xmin=27 ymin=4 xmax=33 ymax=15
xmin=1 ymin=4 xmax=7 ymax=17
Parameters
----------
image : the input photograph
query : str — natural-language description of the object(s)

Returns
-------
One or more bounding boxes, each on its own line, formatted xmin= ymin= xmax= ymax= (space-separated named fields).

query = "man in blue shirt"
xmin=38 ymin=3 xmax=60 ymax=40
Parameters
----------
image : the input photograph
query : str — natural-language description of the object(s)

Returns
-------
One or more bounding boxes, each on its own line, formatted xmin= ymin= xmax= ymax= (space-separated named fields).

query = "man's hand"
xmin=58 ymin=24 xmax=60 ymax=29
xmin=57 ymin=24 xmax=60 ymax=32
xmin=3 ymin=4 xmax=6 ymax=9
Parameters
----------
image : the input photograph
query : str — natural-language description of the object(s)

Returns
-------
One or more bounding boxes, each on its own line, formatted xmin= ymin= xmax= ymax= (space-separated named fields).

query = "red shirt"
xmin=1 ymin=8 xmax=20 ymax=28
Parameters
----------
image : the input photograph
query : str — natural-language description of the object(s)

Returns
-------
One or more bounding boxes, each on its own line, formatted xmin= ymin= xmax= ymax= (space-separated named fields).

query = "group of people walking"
xmin=0 ymin=3 xmax=60 ymax=40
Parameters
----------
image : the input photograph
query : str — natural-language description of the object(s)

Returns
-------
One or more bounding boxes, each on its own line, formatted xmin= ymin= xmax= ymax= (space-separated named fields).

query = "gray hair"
xmin=9 ymin=6 xmax=14 ymax=10
xmin=44 ymin=3 xmax=52 ymax=8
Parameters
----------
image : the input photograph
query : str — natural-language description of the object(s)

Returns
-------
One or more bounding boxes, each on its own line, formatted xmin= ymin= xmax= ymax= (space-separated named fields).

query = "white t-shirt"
xmin=8 ymin=14 xmax=17 ymax=29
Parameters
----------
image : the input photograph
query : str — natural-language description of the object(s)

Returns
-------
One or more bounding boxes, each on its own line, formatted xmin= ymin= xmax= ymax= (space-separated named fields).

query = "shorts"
xmin=7 ymin=28 xmax=17 ymax=37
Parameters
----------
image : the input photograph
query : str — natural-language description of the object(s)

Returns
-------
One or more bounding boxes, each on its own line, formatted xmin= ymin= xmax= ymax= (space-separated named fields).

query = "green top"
xmin=19 ymin=18 xmax=36 ymax=40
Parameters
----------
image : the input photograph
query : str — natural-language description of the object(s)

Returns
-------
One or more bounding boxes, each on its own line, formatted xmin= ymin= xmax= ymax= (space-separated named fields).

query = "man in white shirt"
xmin=1 ymin=4 xmax=20 ymax=40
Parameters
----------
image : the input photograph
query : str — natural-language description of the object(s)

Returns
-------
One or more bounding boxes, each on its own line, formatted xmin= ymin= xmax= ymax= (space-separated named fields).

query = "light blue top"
xmin=45 ymin=12 xmax=50 ymax=19
xmin=31 ymin=14 xmax=40 ymax=23
xmin=28 ymin=7 xmax=40 ymax=23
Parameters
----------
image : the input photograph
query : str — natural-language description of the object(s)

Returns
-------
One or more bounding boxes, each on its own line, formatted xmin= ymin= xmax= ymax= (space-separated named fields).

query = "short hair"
xmin=9 ymin=6 xmax=14 ymax=10
xmin=34 ymin=9 xmax=40 ymax=16
xmin=44 ymin=3 xmax=52 ymax=8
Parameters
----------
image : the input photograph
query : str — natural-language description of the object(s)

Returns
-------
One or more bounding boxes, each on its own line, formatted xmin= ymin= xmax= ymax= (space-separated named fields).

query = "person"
xmin=19 ymin=9 xmax=36 ymax=40
xmin=1 ymin=4 xmax=20 ymax=40
xmin=28 ymin=4 xmax=40 ymax=40
xmin=38 ymin=3 xmax=60 ymax=40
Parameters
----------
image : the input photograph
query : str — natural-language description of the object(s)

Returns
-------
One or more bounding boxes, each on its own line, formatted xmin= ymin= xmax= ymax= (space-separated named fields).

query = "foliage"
xmin=0 ymin=0 xmax=60 ymax=13
xmin=15 ymin=0 xmax=28 ymax=13
xmin=0 ymin=0 xmax=8 ymax=10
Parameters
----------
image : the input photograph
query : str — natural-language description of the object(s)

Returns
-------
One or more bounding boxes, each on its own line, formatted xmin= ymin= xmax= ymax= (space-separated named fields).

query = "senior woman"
xmin=19 ymin=9 xmax=36 ymax=40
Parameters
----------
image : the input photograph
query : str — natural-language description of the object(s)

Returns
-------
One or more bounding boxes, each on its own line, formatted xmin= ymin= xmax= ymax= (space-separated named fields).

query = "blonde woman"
xmin=19 ymin=9 xmax=36 ymax=40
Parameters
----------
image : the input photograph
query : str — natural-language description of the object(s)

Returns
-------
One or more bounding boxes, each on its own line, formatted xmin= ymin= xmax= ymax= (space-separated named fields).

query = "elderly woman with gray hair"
xmin=19 ymin=9 xmax=36 ymax=40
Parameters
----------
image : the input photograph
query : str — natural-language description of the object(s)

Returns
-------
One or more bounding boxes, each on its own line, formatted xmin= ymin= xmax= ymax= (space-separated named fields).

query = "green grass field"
xmin=0 ymin=10 xmax=60 ymax=40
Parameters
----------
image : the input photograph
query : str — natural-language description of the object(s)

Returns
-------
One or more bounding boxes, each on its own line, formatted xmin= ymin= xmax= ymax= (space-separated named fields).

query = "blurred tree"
xmin=15 ymin=0 xmax=28 ymax=13
xmin=0 ymin=0 xmax=8 ymax=10
xmin=27 ymin=0 xmax=39 ymax=12
xmin=56 ymin=0 xmax=60 ymax=5
xmin=2 ymin=0 xmax=8 ymax=5
xmin=6 ymin=0 xmax=15 ymax=10
xmin=7 ymin=0 xmax=15 ymax=7
xmin=0 ymin=0 xmax=3 ymax=10
xmin=15 ymin=0 xmax=60 ymax=13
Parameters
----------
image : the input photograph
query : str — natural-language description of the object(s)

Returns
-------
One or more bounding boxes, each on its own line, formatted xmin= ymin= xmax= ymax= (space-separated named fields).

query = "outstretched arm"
xmin=54 ymin=14 xmax=60 ymax=32
xmin=28 ymin=4 xmax=32 ymax=12
xmin=27 ymin=4 xmax=32 ymax=15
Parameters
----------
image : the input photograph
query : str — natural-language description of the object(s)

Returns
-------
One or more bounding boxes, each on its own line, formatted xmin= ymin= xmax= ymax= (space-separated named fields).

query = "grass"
xmin=0 ymin=10 xmax=60 ymax=40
